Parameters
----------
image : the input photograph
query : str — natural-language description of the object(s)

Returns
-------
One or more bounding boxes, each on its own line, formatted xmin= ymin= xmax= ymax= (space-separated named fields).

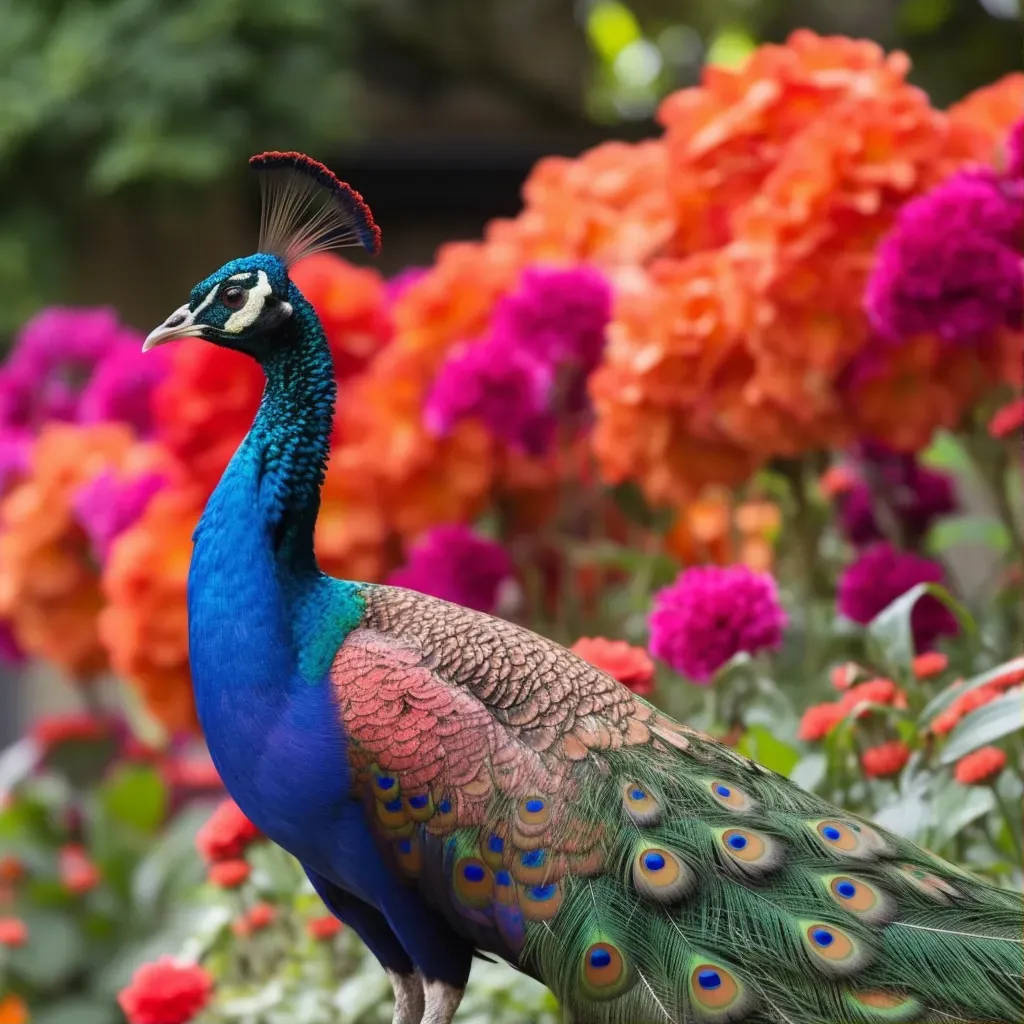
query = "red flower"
xmin=830 ymin=662 xmax=865 ymax=691
xmin=232 ymin=902 xmax=276 ymax=937
xmin=860 ymin=741 xmax=911 ymax=778
xmin=954 ymin=746 xmax=1007 ymax=785
xmin=195 ymin=799 xmax=261 ymax=862
xmin=912 ymin=651 xmax=949 ymax=679
xmin=306 ymin=915 xmax=343 ymax=940
xmin=208 ymin=859 xmax=250 ymax=889
xmin=0 ymin=857 xmax=24 ymax=885
xmin=31 ymin=713 xmax=110 ymax=751
xmin=59 ymin=844 xmax=100 ymax=894
xmin=989 ymin=397 xmax=1024 ymax=438
xmin=118 ymin=957 xmax=213 ymax=1024
xmin=570 ymin=637 xmax=656 ymax=694
xmin=988 ymin=658 xmax=1024 ymax=691
xmin=839 ymin=678 xmax=908 ymax=717
xmin=0 ymin=916 xmax=27 ymax=947
xmin=162 ymin=755 xmax=223 ymax=791
xmin=797 ymin=702 xmax=845 ymax=741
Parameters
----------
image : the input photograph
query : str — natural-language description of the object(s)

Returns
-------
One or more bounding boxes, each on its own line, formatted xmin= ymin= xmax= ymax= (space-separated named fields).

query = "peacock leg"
xmin=387 ymin=969 xmax=425 ymax=1024
xmin=421 ymin=979 xmax=464 ymax=1024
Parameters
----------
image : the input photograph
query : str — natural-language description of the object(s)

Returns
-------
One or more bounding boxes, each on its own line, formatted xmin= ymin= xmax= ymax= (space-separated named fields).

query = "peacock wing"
xmin=332 ymin=588 xmax=1024 ymax=1024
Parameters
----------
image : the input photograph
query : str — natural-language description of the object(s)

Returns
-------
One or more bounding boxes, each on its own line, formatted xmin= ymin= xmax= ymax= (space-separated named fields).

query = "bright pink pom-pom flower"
xmin=837 ymin=542 xmax=958 ymax=651
xmin=648 ymin=566 xmax=786 ymax=683
xmin=117 ymin=957 xmax=212 ymax=1024
xmin=387 ymin=526 xmax=515 ymax=614
xmin=865 ymin=169 xmax=1023 ymax=348
xmin=73 ymin=470 xmax=167 ymax=562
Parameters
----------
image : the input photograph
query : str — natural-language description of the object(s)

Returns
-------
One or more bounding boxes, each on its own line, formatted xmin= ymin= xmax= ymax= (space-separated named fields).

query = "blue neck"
xmin=190 ymin=286 xmax=363 ymax=691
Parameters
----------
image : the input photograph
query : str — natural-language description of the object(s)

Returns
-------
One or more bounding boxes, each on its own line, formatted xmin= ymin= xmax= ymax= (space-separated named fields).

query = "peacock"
xmin=142 ymin=151 xmax=1024 ymax=1024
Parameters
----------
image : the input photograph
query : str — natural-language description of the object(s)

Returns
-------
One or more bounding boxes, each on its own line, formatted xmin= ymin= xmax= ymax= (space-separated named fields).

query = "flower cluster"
xmin=570 ymin=637 xmax=655 ymax=696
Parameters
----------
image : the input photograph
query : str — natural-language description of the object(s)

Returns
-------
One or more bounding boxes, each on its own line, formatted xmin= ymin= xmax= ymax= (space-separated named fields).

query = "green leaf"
xmin=866 ymin=582 xmax=974 ymax=671
xmin=735 ymin=724 xmax=799 ymax=777
xmin=926 ymin=514 xmax=1011 ymax=557
xmin=31 ymin=998 xmax=118 ymax=1024
xmin=931 ymin=781 xmax=995 ymax=846
xmin=939 ymin=691 xmax=1024 ymax=764
xmin=919 ymin=656 xmax=1024 ymax=727
xmin=920 ymin=430 xmax=972 ymax=472
xmin=7 ymin=908 xmax=83 ymax=988
xmin=100 ymin=764 xmax=167 ymax=834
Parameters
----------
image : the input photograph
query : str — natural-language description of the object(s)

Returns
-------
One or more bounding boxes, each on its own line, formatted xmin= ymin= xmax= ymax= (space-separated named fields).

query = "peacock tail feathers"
xmin=331 ymin=588 xmax=1024 ymax=1024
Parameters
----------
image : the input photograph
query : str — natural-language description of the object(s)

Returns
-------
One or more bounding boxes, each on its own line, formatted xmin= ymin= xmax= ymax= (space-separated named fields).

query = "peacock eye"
xmin=221 ymin=285 xmax=246 ymax=310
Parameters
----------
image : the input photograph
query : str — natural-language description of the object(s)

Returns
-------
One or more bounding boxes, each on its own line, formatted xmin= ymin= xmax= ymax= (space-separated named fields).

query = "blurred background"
xmin=1 ymin=0 xmax=1021 ymax=337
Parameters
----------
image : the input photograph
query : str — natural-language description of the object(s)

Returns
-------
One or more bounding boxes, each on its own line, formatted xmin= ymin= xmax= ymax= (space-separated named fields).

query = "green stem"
xmin=991 ymin=785 xmax=1024 ymax=866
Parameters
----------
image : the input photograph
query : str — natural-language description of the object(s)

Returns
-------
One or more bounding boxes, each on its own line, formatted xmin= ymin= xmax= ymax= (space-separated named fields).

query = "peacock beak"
xmin=143 ymin=304 xmax=199 ymax=351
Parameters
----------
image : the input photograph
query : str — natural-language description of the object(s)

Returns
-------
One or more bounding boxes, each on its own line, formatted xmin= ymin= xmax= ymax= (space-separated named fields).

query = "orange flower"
xmin=797 ymin=702 xmax=845 ymax=741
xmin=0 ymin=994 xmax=28 ymax=1024
xmin=946 ymin=73 xmax=1024 ymax=166
xmin=664 ymin=488 xmax=780 ymax=571
xmin=306 ymin=915 xmax=342 ymax=941
xmin=953 ymin=746 xmax=1007 ymax=786
xmin=0 ymin=423 xmax=155 ymax=679
xmin=912 ymin=651 xmax=949 ymax=679
xmin=208 ymin=859 xmax=250 ymax=889
xmin=59 ymin=844 xmax=100 ymax=894
xmin=860 ymin=740 xmax=910 ymax=778
xmin=0 ymin=916 xmax=27 ymax=947
xmin=569 ymin=637 xmax=655 ymax=695
xmin=100 ymin=486 xmax=202 ymax=733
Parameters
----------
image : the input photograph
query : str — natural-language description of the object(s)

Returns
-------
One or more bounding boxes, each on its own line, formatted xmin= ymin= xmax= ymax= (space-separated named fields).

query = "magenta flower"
xmin=73 ymin=470 xmax=167 ymax=563
xmin=424 ymin=338 xmax=555 ymax=455
xmin=648 ymin=566 xmax=787 ymax=683
xmin=837 ymin=542 xmax=958 ymax=651
xmin=386 ymin=526 xmax=514 ymax=614
xmin=839 ymin=445 xmax=956 ymax=548
xmin=385 ymin=267 xmax=428 ymax=305
xmin=1006 ymin=118 xmax=1023 ymax=180
xmin=865 ymin=170 xmax=1023 ymax=348
xmin=78 ymin=344 xmax=171 ymax=436
xmin=0 ymin=307 xmax=146 ymax=429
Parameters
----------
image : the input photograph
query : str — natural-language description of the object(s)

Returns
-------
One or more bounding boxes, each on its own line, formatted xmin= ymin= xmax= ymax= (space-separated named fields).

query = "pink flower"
xmin=837 ymin=542 xmax=958 ymax=651
xmin=387 ymin=526 xmax=514 ymax=614
xmin=570 ymin=637 xmax=655 ymax=695
xmin=647 ymin=566 xmax=786 ymax=683
xmin=78 ymin=344 xmax=171 ymax=435
xmin=73 ymin=470 xmax=167 ymax=562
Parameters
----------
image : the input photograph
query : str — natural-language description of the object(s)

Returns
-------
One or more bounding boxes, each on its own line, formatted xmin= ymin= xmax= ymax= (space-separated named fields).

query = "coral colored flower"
xmin=0 ymin=916 xmax=27 ymax=947
xmin=570 ymin=637 xmax=655 ymax=695
xmin=839 ymin=679 xmax=908 ymax=717
xmin=865 ymin=170 xmax=1023 ymax=348
xmin=837 ymin=542 xmax=958 ymax=651
xmin=988 ymin=659 xmax=1024 ymax=691
xmin=425 ymin=336 xmax=555 ymax=455
xmin=195 ymin=799 xmax=261 ymax=863
xmin=246 ymin=903 xmax=276 ymax=931
xmin=946 ymin=74 xmax=1024 ymax=166
xmin=73 ymin=469 xmax=167 ymax=563
xmin=118 ymin=957 xmax=213 ymax=1024
xmin=912 ymin=651 xmax=949 ymax=679
xmin=930 ymin=683 xmax=1000 ymax=735
xmin=59 ymin=844 xmax=100 ymax=894
xmin=819 ymin=465 xmax=857 ymax=499
xmin=387 ymin=526 xmax=514 ymax=614
xmin=989 ymin=397 xmax=1024 ymax=438
xmin=830 ymin=662 xmax=866 ymax=691
xmin=0 ymin=994 xmax=28 ymax=1024
xmin=648 ymin=565 xmax=786 ymax=683
xmin=798 ymin=702 xmax=845 ymax=741
xmin=32 ymin=712 xmax=110 ymax=751
xmin=307 ymin=915 xmax=343 ymax=940
xmin=208 ymin=859 xmax=250 ymax=888
xmin=0 ymin=857 xmax=24 ymax=885
xmin=954 ymin=746 xmax=1007 ymax=786
xmin=860 ymin=741 xmax=911 ymax=778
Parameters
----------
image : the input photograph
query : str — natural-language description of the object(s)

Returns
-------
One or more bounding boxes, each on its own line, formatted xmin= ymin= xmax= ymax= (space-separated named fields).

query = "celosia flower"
xmin=73 ymin=470 xmax=167 ymax=563
xmin=860 ymin=741 xmax=910 ymax=778
xmin=307 ymin=915 xmax=343 ymax=941
xmin=838 ymin=446 xmax=956 ymax=548
xmin=245 ymin=903 xmax=276 ymax=931
xmin=912 ymin=651 xmax=949 ymax=679
xmin=953 ymin=746 xmax=1007 ymax=786
xmin=0 ymin=308 xmax=145 ymax=428
xmin=424 ymin=337 xmax=555 ymax=455
xmin=797 ymin=703 xmax=845 ymax=741
xmin=839 ymin=679 xmax=908 ymax=717
xmin=78 ymin=344 xmax=171 ymax=435
xmin=931 ymin=684 xmax=1001 ymax=736
xmin=987 ymin=658 xmax=1024 ymax=691
xmin=32 ymin=713 xmax=111 ymax=751
xmin=837 ymin=542 xmax=958 ymax=651
xmin=59 ymin=844 xmax=100 ymax=894
xmin=648 ymin=565 xmax=786 ymax=683
xmin=209 ymin=860 xmax=250 ymax=888
xmin=385 ymin=267 xmax=428 ymax=304
xmin=866 ymin=170 xmax=1023 ymax=348
xmin=0 ymin=916 xmax=27 ymax=947
xmin=570 ymin=637 xmax=655 ymax=695
xmin=1006 ymin=118 xmax=1023 ymax=179
xmin=195 ymin=799 xmax=261 ymax=863
xmin=387 ymin=526 xmax=514 ymax=614
xmin=118 ymin=957 xmax=213 ymax=1024
xmin=989 ymin=396 xmax=1024 ymax=438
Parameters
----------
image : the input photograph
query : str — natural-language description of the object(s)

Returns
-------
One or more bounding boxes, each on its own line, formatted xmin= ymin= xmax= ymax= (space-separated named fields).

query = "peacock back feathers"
xmin=331 ymin=584 xmax=1023 ymax=1024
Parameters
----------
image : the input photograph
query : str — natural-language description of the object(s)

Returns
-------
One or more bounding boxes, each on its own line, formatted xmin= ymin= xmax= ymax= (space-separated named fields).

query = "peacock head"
xmin=143 ymin=152 xmax=380 ymax=360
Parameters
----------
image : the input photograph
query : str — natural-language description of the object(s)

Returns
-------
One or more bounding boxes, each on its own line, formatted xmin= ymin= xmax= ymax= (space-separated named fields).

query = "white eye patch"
xmin=223 ymin=269 xmax=273 ymax=334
